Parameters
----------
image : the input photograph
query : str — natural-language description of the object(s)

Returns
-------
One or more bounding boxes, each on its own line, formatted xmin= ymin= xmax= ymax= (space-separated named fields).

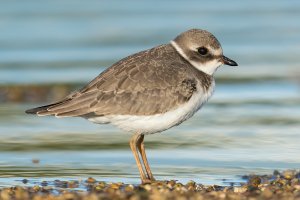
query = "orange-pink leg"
xmin=137 ymin=134 xmax=156 ymax=181
xmin=129 ymin=133 xmax=155 ymax=183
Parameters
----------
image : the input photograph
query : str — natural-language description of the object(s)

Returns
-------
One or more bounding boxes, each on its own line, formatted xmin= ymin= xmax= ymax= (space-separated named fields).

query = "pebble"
xmin=248 ymin=176 xmax=261 ymax=187
xmin=283 ymin=170 xmax=295 ymax=180
xmin=86 ymin=177 xmax=96 ymax=184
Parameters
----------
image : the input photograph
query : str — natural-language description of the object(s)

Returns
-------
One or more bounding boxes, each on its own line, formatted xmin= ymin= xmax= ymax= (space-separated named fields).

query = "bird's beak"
xmin=221 ymin=55 xmax=238 ymax=66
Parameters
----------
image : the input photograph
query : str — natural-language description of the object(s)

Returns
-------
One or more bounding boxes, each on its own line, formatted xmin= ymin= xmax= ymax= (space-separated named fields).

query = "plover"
xmin=26 ymin=29 xmax=238 ymax=183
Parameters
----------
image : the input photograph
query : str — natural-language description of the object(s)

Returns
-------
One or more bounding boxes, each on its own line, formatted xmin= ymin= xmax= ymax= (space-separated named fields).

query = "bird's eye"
xmin=197 ymin=47 xmax=208 ymax=55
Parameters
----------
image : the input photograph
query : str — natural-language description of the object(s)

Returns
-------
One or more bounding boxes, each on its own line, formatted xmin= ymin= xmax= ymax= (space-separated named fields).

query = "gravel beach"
xmin=0 ymin=170 xmax=299 ymax=200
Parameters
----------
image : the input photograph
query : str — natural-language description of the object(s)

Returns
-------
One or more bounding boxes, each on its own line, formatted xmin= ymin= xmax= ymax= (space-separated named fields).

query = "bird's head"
xmin=171 ymin=29 xmax=238 ymax=75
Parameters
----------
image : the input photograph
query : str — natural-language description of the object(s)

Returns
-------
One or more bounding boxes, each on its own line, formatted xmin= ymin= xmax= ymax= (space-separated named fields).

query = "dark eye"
xmin=197 ymin=47 xmax=208 ymax=55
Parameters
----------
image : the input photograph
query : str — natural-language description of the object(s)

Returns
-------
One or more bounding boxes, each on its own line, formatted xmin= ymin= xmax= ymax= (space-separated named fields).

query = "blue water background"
xmin=0 ymin=0 xmax=299 ymax=188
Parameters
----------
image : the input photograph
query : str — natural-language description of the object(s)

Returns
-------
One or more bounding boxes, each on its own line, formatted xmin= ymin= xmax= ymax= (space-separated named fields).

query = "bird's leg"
xmin=137 ymin=134 xmax=156 ymax=181
xmin=129 ymin=133 xmax=150 ymax=184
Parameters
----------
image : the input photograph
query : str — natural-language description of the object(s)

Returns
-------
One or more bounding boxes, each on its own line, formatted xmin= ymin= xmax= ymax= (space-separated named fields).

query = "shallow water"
xmin=0 ymin=0 xmax=300 ymax=189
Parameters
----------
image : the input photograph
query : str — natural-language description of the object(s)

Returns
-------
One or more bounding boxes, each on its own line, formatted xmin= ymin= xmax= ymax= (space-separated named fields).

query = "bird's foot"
xmin=141 ymin=178 xmax=156 ymax=184
xmin=141 ymin=179 xmax=152 ymax=184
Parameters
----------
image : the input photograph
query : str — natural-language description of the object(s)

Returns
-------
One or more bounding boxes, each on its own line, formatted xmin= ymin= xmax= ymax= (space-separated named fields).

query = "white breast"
xmin=88 ymin=80 xmax=215 ymax=135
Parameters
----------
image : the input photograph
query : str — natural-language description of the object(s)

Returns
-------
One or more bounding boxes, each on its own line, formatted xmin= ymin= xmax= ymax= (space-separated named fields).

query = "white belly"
xmin=88 ymin=81 xmax=215 ymax=134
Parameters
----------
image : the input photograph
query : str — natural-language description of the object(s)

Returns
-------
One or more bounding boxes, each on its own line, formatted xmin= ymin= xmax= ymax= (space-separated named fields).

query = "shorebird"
xmin=26 ymin=29 xmax=238 ymax=183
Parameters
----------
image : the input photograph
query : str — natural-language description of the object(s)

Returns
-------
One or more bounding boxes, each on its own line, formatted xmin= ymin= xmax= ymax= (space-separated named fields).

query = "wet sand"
xmin=0 ymin=170 xmax=299 ymax=200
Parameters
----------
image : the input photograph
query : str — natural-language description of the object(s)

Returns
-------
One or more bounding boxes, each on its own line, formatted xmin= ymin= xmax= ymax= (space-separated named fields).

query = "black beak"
xmin=221 ymin=55 xmax=238 ymax=66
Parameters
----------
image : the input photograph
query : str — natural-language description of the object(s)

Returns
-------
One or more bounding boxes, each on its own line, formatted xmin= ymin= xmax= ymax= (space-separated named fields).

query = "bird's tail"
xmin=25 ymin=99 xmax=71 ymax=116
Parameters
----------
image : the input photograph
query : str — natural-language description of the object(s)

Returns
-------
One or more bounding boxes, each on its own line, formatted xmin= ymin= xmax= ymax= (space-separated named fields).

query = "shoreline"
xmin=0 ymin=170 xmax=299 ymax=200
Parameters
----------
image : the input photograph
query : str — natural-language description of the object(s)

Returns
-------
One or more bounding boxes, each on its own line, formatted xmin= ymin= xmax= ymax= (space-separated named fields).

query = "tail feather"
xmin=25 ymin=99 xmax=71 ymax=116
xmin=46 ymin=92 xmax=95 ymax=111
xmin=37 ymin=101 xmax=91 ymax=116
xmin=55 ymin=107 xmax=91 ymax=117
xmin=25 ymin=91 xmax=97 ymax=117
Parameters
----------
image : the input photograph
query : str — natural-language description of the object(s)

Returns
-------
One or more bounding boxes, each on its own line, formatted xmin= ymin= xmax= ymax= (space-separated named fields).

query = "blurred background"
xmin=0 ymin=0 xmax=299 ymax=188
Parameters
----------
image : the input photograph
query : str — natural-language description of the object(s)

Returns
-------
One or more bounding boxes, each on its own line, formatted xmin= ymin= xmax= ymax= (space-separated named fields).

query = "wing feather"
xmin=26 ymin=44 xmax=204 ymax=117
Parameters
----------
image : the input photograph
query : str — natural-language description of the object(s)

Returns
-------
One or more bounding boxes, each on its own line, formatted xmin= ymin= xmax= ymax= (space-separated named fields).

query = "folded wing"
xmin=26 ymin=45 xmax=198 ymax=117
